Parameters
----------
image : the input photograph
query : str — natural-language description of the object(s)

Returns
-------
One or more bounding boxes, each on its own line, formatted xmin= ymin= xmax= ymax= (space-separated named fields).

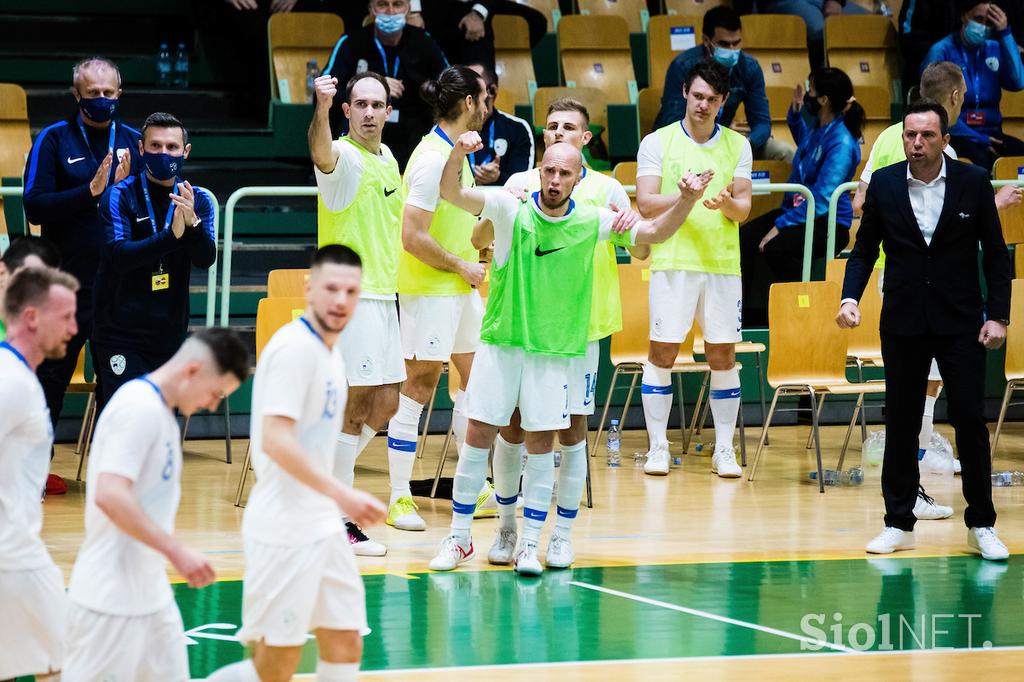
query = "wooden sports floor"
xmin=38 ymin=422 xmax=1024 ymax=681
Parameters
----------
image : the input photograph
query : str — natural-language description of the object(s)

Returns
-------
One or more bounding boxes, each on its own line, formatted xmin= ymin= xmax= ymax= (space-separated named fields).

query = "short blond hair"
xmin=3 ymin=266 xmax=79 ymax=320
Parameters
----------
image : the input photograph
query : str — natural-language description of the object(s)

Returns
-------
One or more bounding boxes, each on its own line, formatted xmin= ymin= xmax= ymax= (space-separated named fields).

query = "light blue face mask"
xmin=375 ymin=12 xmax=406 ymax=35
xmin=963 ymin=19 xmax=990 ymax=47
xmin=712 ymin=46 xmax=740 ymax=69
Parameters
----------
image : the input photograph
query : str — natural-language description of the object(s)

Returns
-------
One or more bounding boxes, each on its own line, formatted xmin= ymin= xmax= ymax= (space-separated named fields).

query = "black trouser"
xmin=949 ymin=130 xmax=1024 ymax=172
xmin=37 ymin=292 xmax=98 ymax=439
xmin=880 ymin=331 xmax=996 ymax=531
xmin=93 ymin=343 xmax=176 ymax=413
xmin=740 ymin=208 xmax=849 ymax=326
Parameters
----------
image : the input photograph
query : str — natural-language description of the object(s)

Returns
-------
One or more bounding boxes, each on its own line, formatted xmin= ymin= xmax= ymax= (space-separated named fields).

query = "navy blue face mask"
xmin=143 ymin=151 xmax=184 ymax=181
xmin=79 ymin=96 xmax=118 ymax=123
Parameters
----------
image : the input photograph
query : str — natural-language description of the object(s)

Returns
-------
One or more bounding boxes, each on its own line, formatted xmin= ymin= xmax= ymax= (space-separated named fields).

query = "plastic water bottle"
xmin=809 ymin=468 xmax=864 ymax=486
xmin=156 ymin=43 xmax=172 ymax=87
xmin=991 ymin=471 xmax=1024 ymax=487
xmin=633 ymin=451 xmax=646 ymax=467
xmin=306 ymin=59 xmax=319 ymax=101
xmin=173 ymin=43 xmax=189 ymax=89
xmin=607 ymin=420 xmax=621 ymax=467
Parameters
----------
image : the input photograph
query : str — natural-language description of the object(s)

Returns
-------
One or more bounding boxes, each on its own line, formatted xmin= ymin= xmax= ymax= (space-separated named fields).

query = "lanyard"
xmin=0 ymin=341 xmax=30 ymax=370
xmin=470 ymin=119 xmax=496 ymax=166
xmin=299 ymin=316 xmax=326 ymax=345
xmin=958 ymin=43 xmax=983 ymax=111
xmin=139 ymin=375 xmax=168 ymax=406
xmin=373 ymin=37 xmax=400 ymax=79
xmin=141 ymin=176 xmax=178 ymax=235
xmin=433 ymin=125 xmax=454 ymax=146
xmin=78 ymin=117 xmax=116 ymax=164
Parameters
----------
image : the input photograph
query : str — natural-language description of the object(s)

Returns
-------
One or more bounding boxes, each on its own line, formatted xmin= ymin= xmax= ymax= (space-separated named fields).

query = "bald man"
xmin=428 ymin=134 xmax=713 ymax=576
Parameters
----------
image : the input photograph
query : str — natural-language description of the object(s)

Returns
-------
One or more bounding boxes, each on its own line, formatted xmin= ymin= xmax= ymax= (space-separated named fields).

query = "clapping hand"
xmin=677 ymin=169 xmax=714 ymax=201
xmin=170 ymin=181 xmax=197 ymax=238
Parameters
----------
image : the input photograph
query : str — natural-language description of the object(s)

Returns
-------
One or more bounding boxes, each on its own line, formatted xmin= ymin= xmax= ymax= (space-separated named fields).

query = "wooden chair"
xmin=578 ymin=0 xmax=649 ymax=33
xmin=268 ymin=12 xmax=344 ymax=103
xmin=558 ymin=16 xmax=638 ymax=105
xmin=665 ymin=0 xmax=731 ymax=14
xmin=747 ymin=281 xmax=886 ymax=492
xmin=518 ymin=0 xmax=562 ymax=32
xmin=591 ymin=260 xmax=746 ymax=463
xmin=71 ymin=346 xmax=99 ymax=482
xmin=235 ymin=297 xmax=307 ymax=506
xmin=534 ymin=86 xmax=608 ymax=144
xmin=647 ymin=15 xmax=700 ymax=93
xmin=638 ymin=86 xmax=662 ymax=138
xmin=494 ymin=15 xmax=537 ymax=109
xmin=1000 ymin=90 xmax=1024 ymax=141
xmin=993 ymin=156 xmax=1024 ymax=246
xmin=992 ymin=279 xmax=1024 ymax=455
xmin=0 ymin=84 xmax=32 ymax=237
xmin=825 ymin=15 xmax=899 ymax=92
xmin=742 ymin=15 xmax=809 ymax=89
xmin=267 ymin=268 xmax=309 ymax=298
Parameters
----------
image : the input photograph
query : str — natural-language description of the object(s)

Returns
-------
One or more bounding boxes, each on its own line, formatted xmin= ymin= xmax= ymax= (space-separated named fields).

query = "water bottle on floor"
xmin=156 ymin=43 xmax=172 ymax=87
xmin=991 ymin=471 xmax=1024 ymax=487
xmin=306 ymin=59 xmax=319 ymax=101
xmin=607 ymin=420 xmax=621 ymax=468
xmin=173 ymin=42 xmax=189 ymax=89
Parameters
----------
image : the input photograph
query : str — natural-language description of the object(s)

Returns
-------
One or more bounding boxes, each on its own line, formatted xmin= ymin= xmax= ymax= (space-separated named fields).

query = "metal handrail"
xmin=623 ymin=181 xmax=817 ymax=281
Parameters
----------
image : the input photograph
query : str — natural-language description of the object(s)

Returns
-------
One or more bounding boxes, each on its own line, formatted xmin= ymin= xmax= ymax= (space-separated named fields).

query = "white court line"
xmin=570 ymin=581 xmax=858 ymax=653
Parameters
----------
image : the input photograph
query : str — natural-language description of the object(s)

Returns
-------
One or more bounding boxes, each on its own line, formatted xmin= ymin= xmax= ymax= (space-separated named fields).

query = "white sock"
xmin=453 ymin=389 xmax=468 ymax=452
xmin=555 ymin=440 xmax=587 ymax=535
xmin=206 ymin=660 xmax=259 ymax=682
xmin=451 ymin=443 xmax=490 ymax=542
xmin=709 ymin=368 xmax=741 ymax=451
xmin=386 ymin=395 xmax=423 ymax=503
xmin=493 ymin=435 xmax=523 ymax=531
xmin=641 ymin=363 xmax=672 ymax=449
xmin=919 ymin=393 xmax=938 ymax=454
xmin=316 ymin=660 xmax=359 ymax=682
xmin=357 ymin=423 xmax=377 ymax=456
xmin=334 ymin=432 xmax=359 ymax=488
xmin=522 ymin=452 xmax=554 ymax=545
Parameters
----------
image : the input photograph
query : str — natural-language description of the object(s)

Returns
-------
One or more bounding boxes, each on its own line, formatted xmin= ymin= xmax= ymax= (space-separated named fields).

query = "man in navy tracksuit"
xmin=92 ymin=112 xmax=216 ymax=409
xmin=22 ymin=58 xmax=141 ymax=486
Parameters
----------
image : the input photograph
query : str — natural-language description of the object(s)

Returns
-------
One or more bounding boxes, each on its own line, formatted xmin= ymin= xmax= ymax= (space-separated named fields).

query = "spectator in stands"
xmin=923 ymin=1 xmax=1024 ymax=170
xmin=408 ymin=1 xmax=547 ymax=63
xmin=465 ymin=62 xmax=534 ymax=185
xmin=740 ymin=67 xmax=863 ymax=325
xmin=22 ymin=56 xmax=141 ymax=494
xmin=325 ymin=0 xmax=448 ymax=169
xmin=754 ymin=0 xmax=869 ymax=68
xmin=898 ymin=1 xmax=959 ymax=90
xmin=0 ymin=237 xmax=61 ymax=342
xmin=91 ymin=113 xmax=216 ymax=410
xmin=654 ymin=6 xmax=795 ymax=161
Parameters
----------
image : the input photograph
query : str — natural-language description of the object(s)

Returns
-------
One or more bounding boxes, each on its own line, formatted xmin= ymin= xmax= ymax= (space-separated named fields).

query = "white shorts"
xmin=649 ymin=269 xmax=743 ymax=344
xmin=466 ymin=343 xmax=571 ymax=432
xmin=0 ymin=564 xmax=66 ymax=679
xmin=568 ymin=340 xmax=600 ymax=416
xmin=63 ymin=601 xmax=188 ymax=682
xmin=237 ymin=533 xmax=366 ymax=647
xmin=341 ymin=297 xmax=406 ymax=386
xmin=399 ymin=292 xmax=483 ymax=361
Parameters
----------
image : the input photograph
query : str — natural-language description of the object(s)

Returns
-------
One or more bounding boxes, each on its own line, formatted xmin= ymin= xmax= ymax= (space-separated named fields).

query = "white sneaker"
xmin=711 ymin=445 xmax=742 ymax=478
xmin=487 ymin=527 xmax=517 ymax=565
xmin=429 ymin=535 xmax=475 ymax=571
xmin=346 ymin=522 xmax=387 ymax=556
xmin=968 ymin=527 xmax=1009 ymax=561
xmin=545 ymin=532 xmax=574 ymax=569
xmin=387 ymin=496 xmax=427 ymax=531
xmin=865 ymin=527 xmax=916 ymax=554
xmin=643 ymin=444 xmax=670 ymax=476
xmin=913 ymin=489 xmax=953 ymax=520
xmin=515 ymin=541 xmax=543 ymax=576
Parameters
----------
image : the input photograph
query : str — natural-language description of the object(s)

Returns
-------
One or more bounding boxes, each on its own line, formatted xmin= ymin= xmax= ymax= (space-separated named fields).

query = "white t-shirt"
xmin=404 ymin=149 xmax=445 ymax=212
xmin=68 ymin=378 xmax=182 ymax=616
xmin=504 ymin=168 xmax=632 ymax=213
xmin=0 ymin=343 xmax=55 ymax=571
xmin=479 ymin=190 xmax=637 ymax=268
xmin=314 ymin=138 xmax=398 ymax=212
xmin=636 ymin=125 xmax=753 ymax=180
xmin=242 ymin=318 xmax=348 ymax=547
xmin=860 ymin=141 xmax=957 ymax=184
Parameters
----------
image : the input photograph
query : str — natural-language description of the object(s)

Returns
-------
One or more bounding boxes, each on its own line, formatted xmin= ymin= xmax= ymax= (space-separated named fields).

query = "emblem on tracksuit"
xmin=110 ymin=354 xmax=126 ymax=376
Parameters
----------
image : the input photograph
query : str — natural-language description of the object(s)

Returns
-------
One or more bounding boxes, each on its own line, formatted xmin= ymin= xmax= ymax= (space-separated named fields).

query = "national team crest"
xmin=110 ymin=354 xmax=126 ymax=376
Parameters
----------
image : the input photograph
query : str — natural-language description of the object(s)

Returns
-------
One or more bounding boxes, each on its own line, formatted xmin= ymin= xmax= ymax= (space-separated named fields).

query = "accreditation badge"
xmin=152 ymin=272 xmax=170 ymax=291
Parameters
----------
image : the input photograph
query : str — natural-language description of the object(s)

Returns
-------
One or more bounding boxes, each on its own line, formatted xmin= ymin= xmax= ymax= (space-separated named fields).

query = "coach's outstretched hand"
xmin=337 ymin=488 xmax=387 ymax=528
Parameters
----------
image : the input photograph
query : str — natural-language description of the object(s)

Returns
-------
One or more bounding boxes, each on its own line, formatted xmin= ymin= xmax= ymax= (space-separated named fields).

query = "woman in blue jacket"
xmin=923 ymin=0 xmax=1024 ymax=170
xmin=740 ymin=67 xmax=863 ymax=325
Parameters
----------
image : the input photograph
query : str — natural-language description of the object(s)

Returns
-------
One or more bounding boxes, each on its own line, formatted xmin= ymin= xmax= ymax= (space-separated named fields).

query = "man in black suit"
xmin=837 ymin=100 xmax=1011 ymax=561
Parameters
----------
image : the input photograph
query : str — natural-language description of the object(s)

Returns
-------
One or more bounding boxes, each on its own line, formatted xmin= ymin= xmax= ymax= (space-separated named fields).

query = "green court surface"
xmin=178 ymin=556 xmax=1023 ymax=677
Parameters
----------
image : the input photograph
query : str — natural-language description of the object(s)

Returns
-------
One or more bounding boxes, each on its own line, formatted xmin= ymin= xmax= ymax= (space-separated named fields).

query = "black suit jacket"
xmin=842 ymin=159 xmax=1012 ymax=337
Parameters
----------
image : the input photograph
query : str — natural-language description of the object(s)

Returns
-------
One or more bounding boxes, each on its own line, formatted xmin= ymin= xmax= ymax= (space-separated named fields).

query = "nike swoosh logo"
xmin=67 ymin=157 xmax=85 ymax=164
xmin=136 ymin=217 xmax=149 ymax=223
xmin=384 ymin=187 xmax=398 ymax=197
xmin=534 ymin=245 xmax=565 ymax=257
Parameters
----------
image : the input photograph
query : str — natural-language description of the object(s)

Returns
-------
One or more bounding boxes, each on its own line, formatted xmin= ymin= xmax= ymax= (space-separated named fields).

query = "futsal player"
xmin=636 ymin=60 xmax=753 ymax=478
xmin=429 ymin=130 xmax=713 ymax=575
xmin=63 ymin=328 xmax=248 ymax=681
xmin=207 ymin=245 xmax=386 ymax=682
